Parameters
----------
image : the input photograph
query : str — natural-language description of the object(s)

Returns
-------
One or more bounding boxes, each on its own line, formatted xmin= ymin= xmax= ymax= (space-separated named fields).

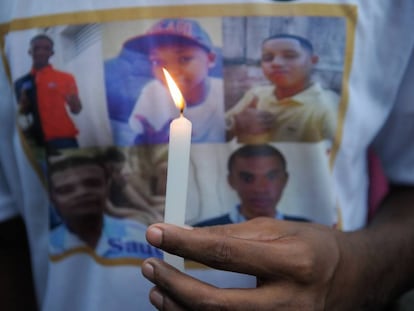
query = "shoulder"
xmin=307 ymin=83 xmax=340 ymax=103
xmin=50 ymin=67 xmax=76 ymax=81
xmin=194 ymin=214 xmax=233 ymax=227
xmin=207 ymin=77 xmax=224 ymax=97
xmin=14 ymin=73 xmax=32 ymax=87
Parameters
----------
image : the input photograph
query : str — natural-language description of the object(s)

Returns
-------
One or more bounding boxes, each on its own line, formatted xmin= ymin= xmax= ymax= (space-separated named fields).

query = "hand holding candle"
xmin=163 ymin=68 xmax=192 ymax=271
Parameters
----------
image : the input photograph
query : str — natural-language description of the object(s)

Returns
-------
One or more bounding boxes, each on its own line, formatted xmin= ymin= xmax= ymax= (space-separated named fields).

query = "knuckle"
xmin=293 ymin=243 xmax=318 ymax=283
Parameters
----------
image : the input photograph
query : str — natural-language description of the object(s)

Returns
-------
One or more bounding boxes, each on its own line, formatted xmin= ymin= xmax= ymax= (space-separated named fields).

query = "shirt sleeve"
xmin=64 ymin=73 xmax=79 ymax=95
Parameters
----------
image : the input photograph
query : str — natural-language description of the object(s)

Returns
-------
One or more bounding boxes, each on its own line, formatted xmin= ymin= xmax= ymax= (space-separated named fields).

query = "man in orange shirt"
xmin=14 ymin=34 xmax=82 ymax=154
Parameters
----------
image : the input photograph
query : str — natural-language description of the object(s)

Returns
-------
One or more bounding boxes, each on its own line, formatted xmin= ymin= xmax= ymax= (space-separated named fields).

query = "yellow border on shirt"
xmin=49 ymin=247 xmax=209 ymax=269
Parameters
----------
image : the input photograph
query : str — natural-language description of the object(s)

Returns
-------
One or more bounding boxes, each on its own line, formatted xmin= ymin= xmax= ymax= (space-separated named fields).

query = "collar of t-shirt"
xmin=229 ymin=204 xmax=283 ymax=223
xmin=30 ymin=64 xmax=53 ymax=76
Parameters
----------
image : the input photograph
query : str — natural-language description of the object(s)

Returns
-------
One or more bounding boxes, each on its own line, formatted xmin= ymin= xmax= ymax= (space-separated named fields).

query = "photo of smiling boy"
xmin=127 ymin=18 xmax=225 ymax=144
xmin=226 ymin=33 xmax=339 ymax=144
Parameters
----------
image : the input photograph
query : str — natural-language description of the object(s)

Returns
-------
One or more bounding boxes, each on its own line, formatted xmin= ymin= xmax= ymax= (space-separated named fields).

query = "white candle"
xmin=163 ymin=68 xmax=192 ymax=272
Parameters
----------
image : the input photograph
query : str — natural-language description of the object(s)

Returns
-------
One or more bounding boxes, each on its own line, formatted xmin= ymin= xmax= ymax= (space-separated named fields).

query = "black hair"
xmin=48 ymin=155 xmax=106 ymax=180
xmin=30 ymin=34 xmax=54 ymax=48
xmin=227 ymin=144 xmax=287 ymax=173
xmin=262 ymin=34 xmax=314 ymax=54
xmin=101 ymin=147 xmax=126 ymax=164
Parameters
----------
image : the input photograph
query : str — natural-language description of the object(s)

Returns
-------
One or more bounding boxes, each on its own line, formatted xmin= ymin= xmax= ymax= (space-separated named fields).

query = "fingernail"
xmin=146 ymin=226 xmax=163 ymax=247
xmin=150 ymin=288 xmax=164 ymax=309
xmin=142 ymin=262 xmax=154 ymax=280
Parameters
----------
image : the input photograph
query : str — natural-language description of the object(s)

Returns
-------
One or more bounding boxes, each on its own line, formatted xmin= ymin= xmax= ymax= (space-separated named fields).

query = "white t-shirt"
xmin=49 ymin=214 xmax=162 ymax=259
xmin=129 ymin=78 xmax=226 ymax=143
xmin=1 ymin=1 xmax=414 ymax=310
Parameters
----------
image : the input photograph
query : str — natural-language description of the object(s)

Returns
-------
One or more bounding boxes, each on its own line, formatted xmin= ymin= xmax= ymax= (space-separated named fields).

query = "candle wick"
xmin=180 ymin=107 xmax=184 ymax=116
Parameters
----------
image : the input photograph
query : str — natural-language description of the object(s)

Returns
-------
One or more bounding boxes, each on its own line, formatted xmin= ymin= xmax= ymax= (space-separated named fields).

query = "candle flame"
xmin=163 ymin=68 xmax=185 ymax=113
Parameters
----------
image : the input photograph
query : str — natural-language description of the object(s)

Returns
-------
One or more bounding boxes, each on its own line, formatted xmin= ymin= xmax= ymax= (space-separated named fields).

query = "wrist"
xmin=328 ymin=227 xmax=410 ymax=310
xmin=324 ymin=230 xmax=367 ymax=310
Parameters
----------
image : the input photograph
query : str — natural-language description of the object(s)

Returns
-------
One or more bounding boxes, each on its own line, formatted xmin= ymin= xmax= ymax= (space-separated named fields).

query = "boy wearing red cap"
xmin=127 ymin=18 xmax=225 ymax=144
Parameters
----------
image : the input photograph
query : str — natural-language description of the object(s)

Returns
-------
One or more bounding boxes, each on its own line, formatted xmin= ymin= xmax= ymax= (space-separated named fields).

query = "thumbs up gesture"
xmin=234 ymin=96 xmax=275 ymax=135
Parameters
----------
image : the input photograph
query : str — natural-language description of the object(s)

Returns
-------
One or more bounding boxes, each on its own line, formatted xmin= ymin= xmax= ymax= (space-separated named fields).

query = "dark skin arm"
xmin=17 ymin=89 xmax=81 ymax=114
xmin=353 ymin=185 xmax=414 ymax=307
xmin=142 ymin=185 xmax=414 ymax=310
xmin=66 ymin=93 xmax=82 ymax=114
xmin=17 ymin=90 xmax=31 ymax=115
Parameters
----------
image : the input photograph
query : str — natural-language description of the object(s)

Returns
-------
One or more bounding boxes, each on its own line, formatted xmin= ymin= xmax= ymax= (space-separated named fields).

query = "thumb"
xmin=247 ymin=95 xmax=258 ymax=109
